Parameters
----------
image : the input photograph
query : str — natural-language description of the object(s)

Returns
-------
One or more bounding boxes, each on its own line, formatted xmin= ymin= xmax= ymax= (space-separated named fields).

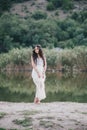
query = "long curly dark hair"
xmin=32 ymin=45 xmax=45 ymax=66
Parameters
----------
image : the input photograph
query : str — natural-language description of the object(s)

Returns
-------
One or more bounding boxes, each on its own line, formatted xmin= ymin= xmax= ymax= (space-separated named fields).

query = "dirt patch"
xmin=10 ymin=0 xmax=87 ymax=20
xmin=0 ymin=102 xmax=87 ymax=130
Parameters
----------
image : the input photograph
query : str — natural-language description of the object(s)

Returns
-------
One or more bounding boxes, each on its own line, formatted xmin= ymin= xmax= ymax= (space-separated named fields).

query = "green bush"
xmin=46 ymin=2 xmax=55 ymax=11
xmin=9 ymin=48 xmax=31 ymax=65
xmin=61 ymin=49 xmax=77 ymax=71
xmin=32 ymin=11 xmax=47 ymax=20
xmin=55 ymin=11 xmax=59 ymax=16
xmin=47 ymin=0 xmax=74 ymax=10
xmin=0 ymin=11 xmax=87 ymax=52
xmin=0 ymin=53 xmax=10 ymax=68
xmin=0 ymin=48 xmax=32 ymax=69
xmin=52 ymin=0 xmax=62 ymax=8
xmin=0 ymin=0 xmax=31 ymax=15
xmin=0 ymin=35 xmax=13 ymax=52
xmin=45 ymin=49 xmax=59 ymax=68
xmin=71 ymin=10 xmax=87 ymax=23
xmin=0 ymin=47 xmax=87 ymax=71
xmin=73 ymin=46 xmax=87 ymax=68
xmin=0 ymin=0 xmax=12 ymax=15
xmin=62 ymin=0 xmax=74 ymax=10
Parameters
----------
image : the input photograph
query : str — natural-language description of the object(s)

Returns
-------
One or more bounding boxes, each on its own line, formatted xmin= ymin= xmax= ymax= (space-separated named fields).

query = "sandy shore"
xmin=0 ymin=102 xmax=87 ymax=130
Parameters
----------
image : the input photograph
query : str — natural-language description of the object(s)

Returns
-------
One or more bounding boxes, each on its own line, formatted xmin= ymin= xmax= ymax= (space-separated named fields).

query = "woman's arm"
xmin=44 ymin=56 xmax=47 ymax=72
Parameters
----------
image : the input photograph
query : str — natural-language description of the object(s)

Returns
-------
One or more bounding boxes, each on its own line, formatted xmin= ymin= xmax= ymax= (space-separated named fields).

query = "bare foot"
xmin=37 ymin=100 xmax=40 ymax=104
xmin=34 ymin=98 xmax=40 ymax=104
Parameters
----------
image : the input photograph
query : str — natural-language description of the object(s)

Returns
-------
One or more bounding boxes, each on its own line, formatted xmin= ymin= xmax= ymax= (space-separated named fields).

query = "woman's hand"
xmin=42 ymin=70 xmax=45 ymax=78
xmin=37 ymin=70 xmax=45 ymax=78
xmin=38 ymin=72 xmax=45 ymax=78
xmin=37 ymin=72 xmax=41 ymax=78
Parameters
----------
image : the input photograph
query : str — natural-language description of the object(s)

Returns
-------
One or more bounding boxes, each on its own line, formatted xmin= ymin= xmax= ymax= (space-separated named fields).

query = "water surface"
xmin=0 ymin=71 xmax=87 ymax=103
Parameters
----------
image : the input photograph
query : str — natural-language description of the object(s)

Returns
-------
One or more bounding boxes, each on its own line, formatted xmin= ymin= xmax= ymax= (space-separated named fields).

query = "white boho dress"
xmin=32 ymin=57 xmax=46 ymax=101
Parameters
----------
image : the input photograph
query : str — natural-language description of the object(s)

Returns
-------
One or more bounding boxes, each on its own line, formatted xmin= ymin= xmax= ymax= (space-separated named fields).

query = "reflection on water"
xmin=0 ymin=71 xmax=87 ymax=103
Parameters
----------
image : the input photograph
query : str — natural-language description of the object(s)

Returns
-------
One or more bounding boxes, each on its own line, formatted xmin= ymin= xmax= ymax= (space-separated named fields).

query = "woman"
xmin=31 ymin=45 xmax=47 ymax=104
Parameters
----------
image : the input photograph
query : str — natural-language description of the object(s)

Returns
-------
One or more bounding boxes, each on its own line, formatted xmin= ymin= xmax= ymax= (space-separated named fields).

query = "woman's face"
xmin=34 ymin=46 xmax=39 ymax=54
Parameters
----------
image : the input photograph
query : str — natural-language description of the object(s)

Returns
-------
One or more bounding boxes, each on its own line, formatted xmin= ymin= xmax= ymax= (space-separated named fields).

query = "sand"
xmin=0 ymin=101 xmax=87 ymax=130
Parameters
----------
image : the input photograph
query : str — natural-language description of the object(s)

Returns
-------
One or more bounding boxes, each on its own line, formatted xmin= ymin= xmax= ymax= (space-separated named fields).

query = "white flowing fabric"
xmin=32 ymin=57 xmax=46 ymax=101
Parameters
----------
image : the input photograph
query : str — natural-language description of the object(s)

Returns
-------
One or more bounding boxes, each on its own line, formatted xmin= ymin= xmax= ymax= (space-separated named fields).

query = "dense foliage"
xmin=0 ymin=10 xmax=87 ymax=52
xmin=0 ymin=0 xmax=31 ymax=15
xmin=46 ymin=0 xmax=74 ymax=10
xmin=0 ymin=0 xmax=87 ymax=53
xmin=0 ymin=46 xmax=87 ymax=72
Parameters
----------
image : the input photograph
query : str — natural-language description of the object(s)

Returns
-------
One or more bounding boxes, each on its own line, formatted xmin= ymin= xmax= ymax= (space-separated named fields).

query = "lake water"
xmin=0 ymin=71 xmax=87 ymax=103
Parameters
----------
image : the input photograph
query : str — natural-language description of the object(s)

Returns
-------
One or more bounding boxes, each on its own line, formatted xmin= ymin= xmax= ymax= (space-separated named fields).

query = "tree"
xmin=0 ymin=0 xmax=11 ymax=15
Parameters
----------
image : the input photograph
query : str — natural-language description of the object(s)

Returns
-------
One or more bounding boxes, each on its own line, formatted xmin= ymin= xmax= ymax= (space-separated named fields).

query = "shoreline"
xmin=0 ymin=101 xmax=87 ymax=130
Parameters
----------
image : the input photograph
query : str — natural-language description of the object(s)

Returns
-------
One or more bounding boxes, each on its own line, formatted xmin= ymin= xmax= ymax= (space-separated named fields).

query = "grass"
xmin=57 ymin=118 xmax=63 ymax=121
xmin=75 ymin=123 xmax=79 ymax=125
xmin=0 ymin=128 xmax=6 ymax=130
xmin=40 ymin=120 xmax=64 ymax=128
xmin=74 ymin=110 xmax=87 ymax=115
xmin=40 ymin=120 xmax=54 ymax=128
xmin=25 ymin=129 xmax=33 ymax=130
xmin=81 ymin=112 xmax=87 ymax=114
xmin=21 ymin=110 xmax=40 ymax=115
xmin=0 ymin=128 xmax=17 ymax=130
xmin=70 ymin=119 xmax=77 ymax=122
xmin=13 ymin=117 xmax=33 ymax=127
xmin=0 ymin=128 xmax=33 ymax=130
xmin=37 ymin=116 xmax=54 ymax=120
xmin=0 ymin=112 xmax=6 ymax=119
xmin=10 ymin=129 xmax=18 ymax=130
xmin=46 ymin=116 xmax=54 ymax=120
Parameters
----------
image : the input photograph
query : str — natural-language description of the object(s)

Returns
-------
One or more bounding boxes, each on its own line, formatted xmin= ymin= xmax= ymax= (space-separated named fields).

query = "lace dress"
xmin=31 ymin=57 xmax=46 ymax=101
